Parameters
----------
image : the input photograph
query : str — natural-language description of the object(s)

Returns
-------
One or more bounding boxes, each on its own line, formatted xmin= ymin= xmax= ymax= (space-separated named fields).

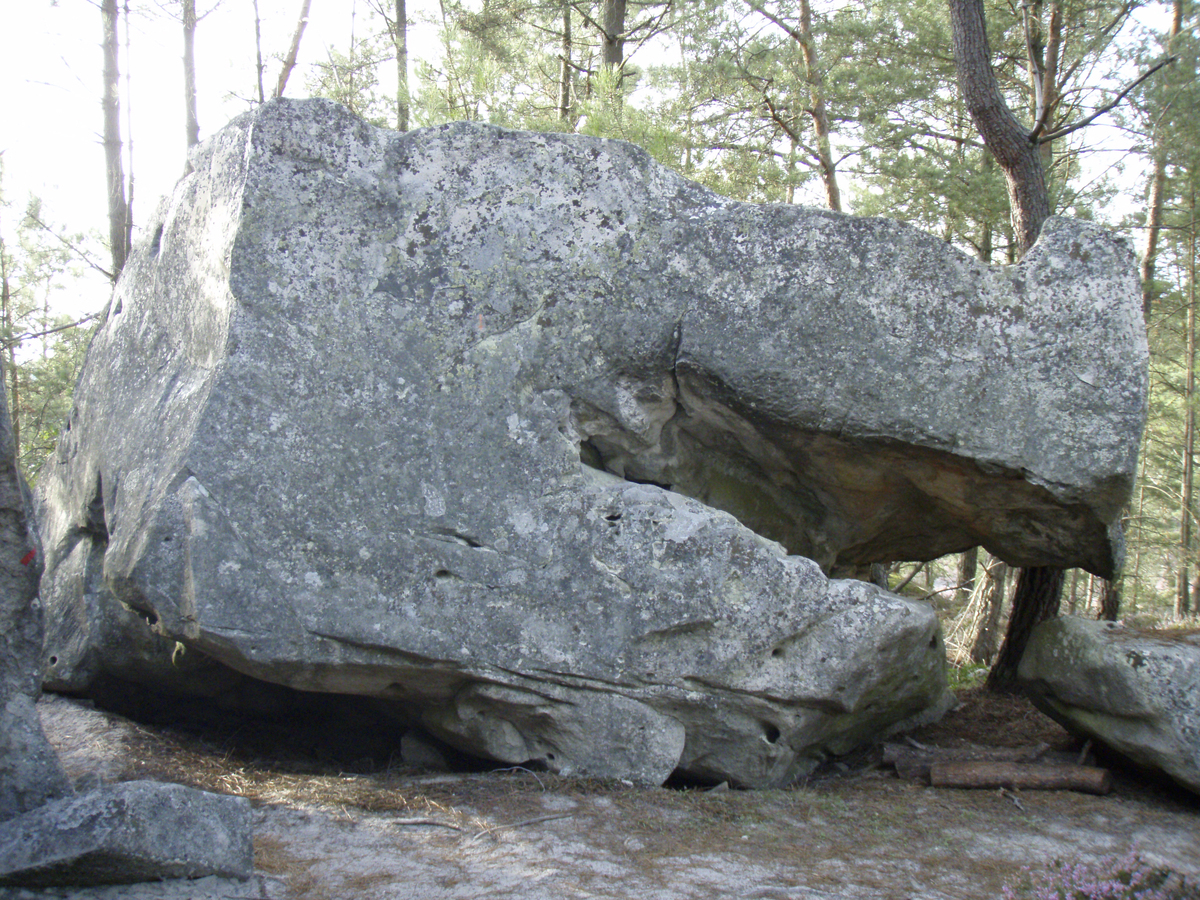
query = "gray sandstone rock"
xmin=0 ymin=781 xmax=253 ymax=887
xmin=0 ymin=363 xmax=68 ymax=821
xmin=1019 ymin=617 xmax=1200 ymax=795
xmin=37 ymin=99 xmax=1145 ymax=786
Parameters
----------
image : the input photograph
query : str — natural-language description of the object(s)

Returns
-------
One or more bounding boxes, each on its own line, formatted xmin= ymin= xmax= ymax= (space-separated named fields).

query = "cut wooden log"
xmin=929 ymin=761 xmax=1112 ymax=795
xmin=882 ymin=742 xmax=1090 ymax=782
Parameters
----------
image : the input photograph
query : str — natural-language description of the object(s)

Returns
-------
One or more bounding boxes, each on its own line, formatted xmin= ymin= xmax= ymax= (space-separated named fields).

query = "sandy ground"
xmin=2 ymin=693 xmax=1198 ymax=900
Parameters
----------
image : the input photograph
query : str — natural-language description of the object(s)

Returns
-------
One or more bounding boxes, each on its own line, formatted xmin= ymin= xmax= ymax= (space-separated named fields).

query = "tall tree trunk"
xmin=122 ymin=0 xmax=135 ymax=263
xmin=183 ymin=0 xmax=200 ymax=149
xmin=274 ymin=0 xmax=313 ymax=99
xmin=0 ymin=239 xmax=17 ymax=457
xmin=1182 ymin=186 xmax=1199 ymax=618
xmin=1140 ymin=0 xmax=1183 ymax=321
xmin=950 ymin=0 xmax=1064 ymax=689
xmin=970 ymin=556 xmax=1007 ymax=665
xmin=956 ymin=547 xmax=979 ymax=606
xmin=395 ymin=0 xmax=409 ymax=131
xmin=1179 ymin=275 xmax=1196 ymax=618
xmin=797 ymin=0 xmax=841 ymax=212
xmin=254 ymin=0 xmax=266 ymax=103
xmin=558 ymin=1 xmax=573 ymax=123
xmin=948 ymin=0 xmax=1051 ymax=255
xmin=986 ymin=566 xmax=1063 ymax=691
xmin=101 ymin=0 xmax=129 ymax=281
xmin=1099 ymin=577 xmax=1121 ymax=621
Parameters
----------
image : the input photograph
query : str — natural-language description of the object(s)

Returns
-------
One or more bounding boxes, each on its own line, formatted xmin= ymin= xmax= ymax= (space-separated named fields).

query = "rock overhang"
xmin=35 ymin=98 xmax=1147 ymax=786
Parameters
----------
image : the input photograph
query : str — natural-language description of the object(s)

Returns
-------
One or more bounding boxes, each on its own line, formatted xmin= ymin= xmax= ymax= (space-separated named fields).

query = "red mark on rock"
xmin=20 ymin=550 xmax=36 ymax=566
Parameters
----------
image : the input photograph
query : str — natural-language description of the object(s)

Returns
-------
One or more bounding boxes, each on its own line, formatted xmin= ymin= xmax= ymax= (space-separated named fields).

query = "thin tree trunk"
xmin=797 ymin=0 xmax=841 ymax=212
xmin=0 ymin=239 xmax=17 ymax=458
xmin=395 ymin=0 xmax=409 ymax=131
xmin=1142 ymin=161 xmax=1168 ymax=319
xmin=1140 ymin=0 xmax=1183 ymax=321
xmin=122 ymin=0 xmax=134 ymax=263
xmin=101 ymin=0 xmax=129 ymax=281
xmin=1099 ymin=578 xmax=1120 ymax=621
xmin=956 ymin=547 xmax=979 ymax=606
xmin=183 ymin=0 xmax=200 ymax=149
xmin=1130 ymin=446 xmax=1149 ymax=610
xmin=253 ymin=0 xmax=266 ymax=103
xmin=986 ymin=566 xmax=1063 ymax=692
xmin=970 ymin=556 xmax=1007 ymax=665
xmin=558 ymin=1 xmax=573 ymax=123
xmin=1179 ymin=269 xmax=1196 ymax=618
xmin=274 ymin=0 xmax=313 ymax=99
xmin=1182 ymin=186 xmax=1199 ymax=618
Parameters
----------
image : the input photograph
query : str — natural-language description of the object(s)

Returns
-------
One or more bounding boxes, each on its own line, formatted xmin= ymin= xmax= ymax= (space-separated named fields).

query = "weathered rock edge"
xmin=0 ymin=781 xmax=253 ymax=887
xmin=37 ymin=99 xmax=1144 ymax=786
xmin=1020 ymin=617 xmax=1200 ymax=795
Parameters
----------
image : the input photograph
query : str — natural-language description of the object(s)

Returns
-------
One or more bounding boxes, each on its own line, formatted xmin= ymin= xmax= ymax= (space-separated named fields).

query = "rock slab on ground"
xmin=37 ymin=99 xmax=1145 ymax=786
xmin=0 ymin=362 xmax=68 ymax=822
xmin=0 ymin=781 xmax=253 ymax=888
xmin=1020 ymin=616 xmax=1200 ymax=795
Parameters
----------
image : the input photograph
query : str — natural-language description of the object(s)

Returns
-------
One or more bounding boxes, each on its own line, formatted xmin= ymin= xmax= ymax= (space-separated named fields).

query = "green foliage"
xmin=307 ymin=24 xmax=397 ymax=128
xmin=1119 ymin=5 xmax=1200 ymax=618
xmin=0 ymin=185 xmax=97 ymax=482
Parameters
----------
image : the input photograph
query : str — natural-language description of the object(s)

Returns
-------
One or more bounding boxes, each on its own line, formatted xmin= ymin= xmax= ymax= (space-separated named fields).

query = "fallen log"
xmin=882 ymin=742 xmax=1058 ymax=781
xmin=929 ymin=761 xmax=1112 ymax=795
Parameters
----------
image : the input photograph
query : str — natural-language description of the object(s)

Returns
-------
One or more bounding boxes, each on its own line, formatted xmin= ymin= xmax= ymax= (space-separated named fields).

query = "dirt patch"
xmin=6 ymin=691 xmax=1199 ymax=900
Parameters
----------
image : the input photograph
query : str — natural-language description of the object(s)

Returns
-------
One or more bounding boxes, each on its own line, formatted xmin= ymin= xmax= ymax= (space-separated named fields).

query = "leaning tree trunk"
xmin=970 ymin=556 xmax=1007 ymax=665
xmin=950 ymin=0 xmax=1065 ymax=690
xmin=797 ymin=0 xmax=841 ymax=212
xmin=948 ymin=0 xmax=1051 ymax=255
xmin=274 ymin=0 xmax=312 ymax=99
xmin=986 ymin=566 xmax=1063 ymax=691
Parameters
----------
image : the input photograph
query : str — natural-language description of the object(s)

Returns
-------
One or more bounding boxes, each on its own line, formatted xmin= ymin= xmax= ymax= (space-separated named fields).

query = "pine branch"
xmin=1037 ymin=56 xmax=1177 ymax=143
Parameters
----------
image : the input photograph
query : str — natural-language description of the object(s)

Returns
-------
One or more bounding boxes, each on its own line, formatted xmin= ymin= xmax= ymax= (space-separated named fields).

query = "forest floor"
xmin=5 ymin=684 xmax=1200 ymax=900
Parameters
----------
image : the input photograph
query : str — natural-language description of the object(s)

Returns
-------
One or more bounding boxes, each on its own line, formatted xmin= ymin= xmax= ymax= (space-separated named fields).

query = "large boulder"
xmin=0 ymin=362 xmax=68 ymax=821
xmin=1020 ymin=617 xmax=1200 ymax=795
xmin=37 ymin=99 xmax=1145 ymax=786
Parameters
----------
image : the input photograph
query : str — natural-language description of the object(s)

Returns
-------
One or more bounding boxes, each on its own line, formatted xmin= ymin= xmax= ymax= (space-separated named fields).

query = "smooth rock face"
xmin=1020 ymin=617 xmax=1200 ymax=795
xmin=37 ymin=99 xmax=1144 ymax=785
xmin=0 ymin=781 xmax=253 ymax=887
xmin=0 ymin=363 xmax=68 ymax=821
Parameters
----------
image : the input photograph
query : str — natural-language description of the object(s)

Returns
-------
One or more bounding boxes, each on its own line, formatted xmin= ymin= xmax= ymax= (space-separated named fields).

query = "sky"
xmin=1 ymin=0 xmax=428 ymax=316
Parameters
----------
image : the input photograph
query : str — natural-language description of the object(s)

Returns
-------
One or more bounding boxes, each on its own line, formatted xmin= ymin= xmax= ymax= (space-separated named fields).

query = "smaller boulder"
xmin=1019 ymin=616 xmax=1200 ymax=795
xmin=0 ymin=781 xmax=253 ymax=888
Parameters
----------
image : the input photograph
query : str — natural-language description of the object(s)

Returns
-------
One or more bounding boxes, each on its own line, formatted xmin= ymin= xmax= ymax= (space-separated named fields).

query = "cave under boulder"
xmin=37 ymin=99 xmax=1146 ymax=787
